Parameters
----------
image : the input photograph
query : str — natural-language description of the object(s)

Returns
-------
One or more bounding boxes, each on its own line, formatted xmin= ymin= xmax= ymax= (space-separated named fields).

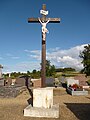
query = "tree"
xmin=50 ymin=65 xmax=56 ymax=76
xmin=32 ymin=69 xmax=37 ymax=74
xmin=27 ymin=71 xmax=30 ymax=75
xmin=31 ymin=69 xmax=40 ymax=78
xmin=40 ymin=60 xmax=56 ymax=77
xmin=46 ymin=60 xmax=51 ymax=76
xmin=45 ymin=60 xmax=56 ymax=77
xmin=55 ymin=67 xmax=76 ymax=72
xmin=80 ymin=44 xmax=90 ymax=76
xmin=63 ymin=67 xmax=76 ymax=72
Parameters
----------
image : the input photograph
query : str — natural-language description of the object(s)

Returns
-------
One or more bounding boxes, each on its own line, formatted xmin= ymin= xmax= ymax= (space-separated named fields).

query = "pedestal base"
xmin=24 ymin=104 xmax=59 ymax=118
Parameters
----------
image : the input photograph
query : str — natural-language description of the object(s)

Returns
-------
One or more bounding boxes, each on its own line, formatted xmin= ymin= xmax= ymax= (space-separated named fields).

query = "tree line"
xmin=4 ymin=61 xmax=76 ymax=79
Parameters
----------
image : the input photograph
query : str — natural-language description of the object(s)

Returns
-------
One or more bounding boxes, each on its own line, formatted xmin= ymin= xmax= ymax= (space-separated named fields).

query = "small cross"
xmin=28 ymin=4 xmax=61 ymax=87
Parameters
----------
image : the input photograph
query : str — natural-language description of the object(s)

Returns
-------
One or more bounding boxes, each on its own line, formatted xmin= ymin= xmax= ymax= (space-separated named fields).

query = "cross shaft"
xmin=28 ymin=4 xmax=60 ymax=87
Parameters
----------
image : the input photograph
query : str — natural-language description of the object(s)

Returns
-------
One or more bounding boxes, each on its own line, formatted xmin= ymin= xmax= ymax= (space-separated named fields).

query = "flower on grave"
xmin=72 ymin=84 xmax=79 ymax=89
xmin=70 ymin=84 xmax=83 ymax=91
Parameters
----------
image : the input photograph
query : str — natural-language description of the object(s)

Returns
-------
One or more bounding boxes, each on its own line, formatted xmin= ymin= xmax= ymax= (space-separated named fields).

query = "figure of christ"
xmin=38 ymin=17 xmax=50 ymax=40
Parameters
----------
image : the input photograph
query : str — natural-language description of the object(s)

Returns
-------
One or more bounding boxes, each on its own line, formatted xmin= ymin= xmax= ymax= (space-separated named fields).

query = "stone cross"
xmin=0 ymin=64 xmax=3 ymax=78
xmin=28 ymin=4 xmax=61 ymax=87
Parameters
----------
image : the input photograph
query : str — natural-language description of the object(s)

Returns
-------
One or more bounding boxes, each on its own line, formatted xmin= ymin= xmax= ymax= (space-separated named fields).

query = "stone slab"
xmin=33 ymin=88 xmax=53 ymax=108
xmin=83 ymin=86 xmax=90 ymax=88
xmin=31 ymin=79 xmax=41 ymax=88
xmin=67 ymin=87 xmax=88 ymax=96
xmin=0 ymin=79 xmax=5 ymax=86
xmin=0 ymin=86 xmax=26 ymax=98
xmin=45 ymin=77 xmax=54 ymax=87
xmin=24 ymin=104 xmax=59 ymax=118
xmin=74 ymin=74 xmax=88 ymax=86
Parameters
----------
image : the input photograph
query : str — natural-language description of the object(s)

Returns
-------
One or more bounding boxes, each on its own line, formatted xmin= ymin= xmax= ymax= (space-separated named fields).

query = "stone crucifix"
xmin=28 ymin=4 xmax=61 ymax=87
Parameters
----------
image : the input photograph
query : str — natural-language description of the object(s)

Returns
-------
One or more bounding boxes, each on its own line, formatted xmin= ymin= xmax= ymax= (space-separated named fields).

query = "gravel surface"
xmin=0 ymin=88 xmax=90 ymax=120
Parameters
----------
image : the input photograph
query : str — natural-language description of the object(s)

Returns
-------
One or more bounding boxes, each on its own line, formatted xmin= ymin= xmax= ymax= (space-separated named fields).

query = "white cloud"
xmin=25 ymin=49 xmax=41 ymax=60
xmin=26 ymin=44 xmax=88 ymax=71
xmin=6 ymin=53 xmax=20 ymax=59
xmin=24 ymin=49 xmax=31 ymax=53
xmin=24 ymin=49 xmax=40 ymax=54
xmin=2 ymin=44 xmax=88 ymax=73
xmin=30 ymin=50 xmax=40 ymax=54
xmin=30 ymin=50 xmax=41 ymax=60
xmin=57 ymin=56 xmax=83 ymax=70
xmin=30 ymin=55 xmax=41 ymax=60
xmin=3 ymin=61 xmax=41 ymax=73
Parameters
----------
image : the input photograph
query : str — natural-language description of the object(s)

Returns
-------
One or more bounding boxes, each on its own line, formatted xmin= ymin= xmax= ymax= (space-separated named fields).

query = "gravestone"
xmin=0 ymin=65 xmax=3 ymax=78
xmin=0 ymin=65 xmax=5 ymax=86
xmin=5 ymin=77 xmax=12 ymax=86
xmin=11 ymin=79 xmax=16 ymax=85
xmin=45 ymin=77 xmax=54 ymax=87
xmin=0 ymin=79 xmax=5 ymax=86
xmin=31 ymin=79 xmax=41 ymax=88
xmin=0 ymin=86 xmax=26 ymax=98
xmin=67 ymin=78 xmax=79 ymax=87
xmin=31 ymin=78 xmax=55 ymax=88
xmin=16 ymin=75 xmax=31 ymax=87
xmin=66 ymin=78 xmax=88 ymax=95
xmin=74 ymin=74 xmax=88 ymax=86
xmin=0 ymin=77 xmax=27 ymax=97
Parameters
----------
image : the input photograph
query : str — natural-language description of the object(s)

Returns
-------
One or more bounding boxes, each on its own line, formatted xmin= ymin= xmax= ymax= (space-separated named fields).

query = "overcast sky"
xmin=0 ymin=0 xmax=90 ymax=73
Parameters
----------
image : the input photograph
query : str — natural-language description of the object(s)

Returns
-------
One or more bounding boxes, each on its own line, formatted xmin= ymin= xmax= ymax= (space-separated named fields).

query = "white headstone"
xmin=9 ymin=73 xmax=11 ymax=77
xmin=0 ymin=68 xmax=2 ymax=78
xmin=67 ymin=79 xmax=79 ymax=87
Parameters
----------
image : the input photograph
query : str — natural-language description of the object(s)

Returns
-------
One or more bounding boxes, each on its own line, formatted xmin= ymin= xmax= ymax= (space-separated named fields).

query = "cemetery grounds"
xmin=0 ymin=87 xmax=90 ymax=120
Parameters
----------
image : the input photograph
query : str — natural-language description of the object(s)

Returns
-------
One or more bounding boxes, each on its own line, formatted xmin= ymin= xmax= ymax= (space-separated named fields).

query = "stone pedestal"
xmin=24 ymin=104 xmax=59 ymax=118
xmin=33 ymin=88 xmax=53 ymax=108
xmin=24 ymin=87 xmax=59 ymax=118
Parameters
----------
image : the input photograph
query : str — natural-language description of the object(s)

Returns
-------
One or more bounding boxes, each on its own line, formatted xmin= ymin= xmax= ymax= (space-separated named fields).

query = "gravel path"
xmin=0 ymin=88 xmax=90 ymax=120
